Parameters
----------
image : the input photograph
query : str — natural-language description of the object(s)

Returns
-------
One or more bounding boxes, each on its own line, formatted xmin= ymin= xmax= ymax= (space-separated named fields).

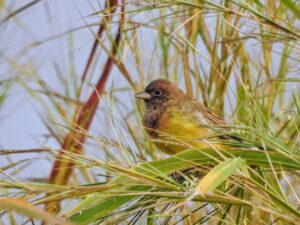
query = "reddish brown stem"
xmin=78 ymin=0 xmax=118 ymax=99
xmin=48 ymin=27 xmax=122 ymax=184
xmin=45 ymin=0 xmax=122 ymax=215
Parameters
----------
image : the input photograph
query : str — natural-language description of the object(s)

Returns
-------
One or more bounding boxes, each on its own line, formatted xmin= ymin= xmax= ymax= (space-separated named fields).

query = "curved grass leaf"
xmin=194 ymin=158 xmax=247 ymax=195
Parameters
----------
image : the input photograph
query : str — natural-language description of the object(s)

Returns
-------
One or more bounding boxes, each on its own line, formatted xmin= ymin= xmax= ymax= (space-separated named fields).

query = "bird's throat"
xmin=142 ymin=107 xmax=166 ymax=137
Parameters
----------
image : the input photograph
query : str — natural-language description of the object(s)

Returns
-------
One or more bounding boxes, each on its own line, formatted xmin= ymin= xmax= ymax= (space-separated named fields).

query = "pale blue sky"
xmin=1 ymin=0 xmax=107 ymax=149
xmin=0 ymin=0 xmax=112 ymax=178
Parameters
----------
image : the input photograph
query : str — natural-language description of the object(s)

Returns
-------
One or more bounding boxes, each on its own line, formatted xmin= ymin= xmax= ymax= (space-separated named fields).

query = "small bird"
xmin=135 ymin=79 xmax=240 ymax=154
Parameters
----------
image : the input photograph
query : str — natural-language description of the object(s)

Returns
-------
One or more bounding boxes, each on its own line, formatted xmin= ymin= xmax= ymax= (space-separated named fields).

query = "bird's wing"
xmin=176 ymin=99 xmax=244 ymax=142
xmin=177 ymin=99 xmax=226 ymax=127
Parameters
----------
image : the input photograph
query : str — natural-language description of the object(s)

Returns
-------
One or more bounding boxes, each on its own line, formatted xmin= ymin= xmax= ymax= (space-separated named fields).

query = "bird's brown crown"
xmin=145 ymin=79 xmax=185 ymax=99
xmin=135 ymin=79 xmax=187 ymax=112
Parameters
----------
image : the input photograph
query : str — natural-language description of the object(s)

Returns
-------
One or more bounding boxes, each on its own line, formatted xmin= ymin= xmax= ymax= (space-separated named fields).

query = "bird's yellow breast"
xmin=152 ymin=107 xmax=218 ymax=154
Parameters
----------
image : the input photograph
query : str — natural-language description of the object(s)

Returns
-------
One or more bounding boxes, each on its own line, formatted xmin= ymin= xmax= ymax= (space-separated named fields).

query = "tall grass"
xmin=1 ymin=0 xmax=300 ymax=224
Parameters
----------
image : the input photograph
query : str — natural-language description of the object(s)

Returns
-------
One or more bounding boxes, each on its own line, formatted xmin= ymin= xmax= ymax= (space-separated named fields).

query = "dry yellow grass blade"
xmin=0 ymin=198 xmax=72 ymax=225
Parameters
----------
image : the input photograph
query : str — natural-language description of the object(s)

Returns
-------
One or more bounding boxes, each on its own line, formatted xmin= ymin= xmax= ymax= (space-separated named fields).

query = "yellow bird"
xmin=135 ymin=79 xmax=240 ymax=154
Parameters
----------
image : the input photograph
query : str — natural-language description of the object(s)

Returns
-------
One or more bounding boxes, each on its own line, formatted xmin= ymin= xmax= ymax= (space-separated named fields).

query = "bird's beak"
xmin=135 ymin=91 xmax=152 ymax=100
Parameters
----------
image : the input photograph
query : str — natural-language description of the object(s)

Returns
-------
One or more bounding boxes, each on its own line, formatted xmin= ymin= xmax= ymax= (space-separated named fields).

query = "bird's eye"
xmin=154 ymin=89 xmax=162 ymax=96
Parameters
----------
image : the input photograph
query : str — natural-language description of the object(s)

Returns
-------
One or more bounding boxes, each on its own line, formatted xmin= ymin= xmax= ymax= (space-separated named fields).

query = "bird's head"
xmin=135 ymin=79 xmax=186 ymax=110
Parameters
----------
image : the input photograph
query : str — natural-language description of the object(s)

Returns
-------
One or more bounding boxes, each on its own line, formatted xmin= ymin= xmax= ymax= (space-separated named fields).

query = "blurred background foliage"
xmin=0 ymin=0 xmax=300 ymax=224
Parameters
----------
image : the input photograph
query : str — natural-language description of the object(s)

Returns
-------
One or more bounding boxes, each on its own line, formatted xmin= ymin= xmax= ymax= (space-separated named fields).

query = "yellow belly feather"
xmin=153 ymin=108 xmax=219 ymax=154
